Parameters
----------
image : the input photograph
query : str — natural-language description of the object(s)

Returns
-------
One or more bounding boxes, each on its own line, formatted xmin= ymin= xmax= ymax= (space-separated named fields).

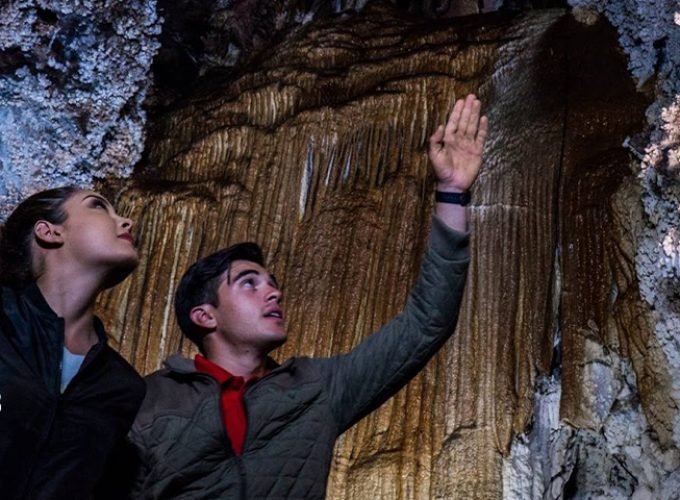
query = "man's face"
xmin=210 ymin=259 xmax=285 ymax=352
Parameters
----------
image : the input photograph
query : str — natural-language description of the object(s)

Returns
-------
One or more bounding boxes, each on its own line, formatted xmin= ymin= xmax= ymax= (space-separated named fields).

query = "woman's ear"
xmin=190 ymin=305 xmax=217 ymax=331
xmin=33 ymin=221 xmax=64 ymax=247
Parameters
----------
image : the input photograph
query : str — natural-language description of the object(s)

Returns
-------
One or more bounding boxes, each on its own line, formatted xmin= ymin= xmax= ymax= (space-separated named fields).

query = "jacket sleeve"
xmin=320 ymin=215 xmax=470 ymax=433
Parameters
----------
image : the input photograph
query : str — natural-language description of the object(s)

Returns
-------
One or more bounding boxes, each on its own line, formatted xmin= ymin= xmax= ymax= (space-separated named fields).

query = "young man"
xmin=128 ymin=94 xmax=488 ymax=499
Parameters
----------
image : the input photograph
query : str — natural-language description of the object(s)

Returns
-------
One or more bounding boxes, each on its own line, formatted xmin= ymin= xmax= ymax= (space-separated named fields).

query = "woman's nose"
xmin=119 ymin=215 xmax=133 ymax=230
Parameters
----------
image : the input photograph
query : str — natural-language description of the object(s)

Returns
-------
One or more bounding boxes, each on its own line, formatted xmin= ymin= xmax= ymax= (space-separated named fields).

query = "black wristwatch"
xmin=435 ymin=190 xmax=471 ymax=206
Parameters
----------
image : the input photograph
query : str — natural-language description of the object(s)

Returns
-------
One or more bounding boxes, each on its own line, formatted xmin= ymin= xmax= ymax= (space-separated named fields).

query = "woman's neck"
xmin=36 ymin=270 xmax=101 ymax=355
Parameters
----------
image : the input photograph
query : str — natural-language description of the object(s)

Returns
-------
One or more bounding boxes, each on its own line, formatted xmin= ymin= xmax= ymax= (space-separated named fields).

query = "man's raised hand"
xmin=428 ymin=94 xmax=488 ymax=193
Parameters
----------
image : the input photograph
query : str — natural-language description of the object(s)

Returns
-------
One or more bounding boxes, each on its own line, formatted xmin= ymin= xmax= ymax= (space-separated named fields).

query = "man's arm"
xmin=320 ymin=94 xmax=488 ymax=432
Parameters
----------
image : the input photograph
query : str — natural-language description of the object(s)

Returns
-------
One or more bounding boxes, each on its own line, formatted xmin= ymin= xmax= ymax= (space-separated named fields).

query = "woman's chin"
xmin=102 ymin=258 xmax=139 ymax=289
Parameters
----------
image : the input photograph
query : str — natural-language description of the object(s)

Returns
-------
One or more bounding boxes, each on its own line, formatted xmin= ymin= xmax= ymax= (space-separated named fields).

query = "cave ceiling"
xmin=148 ymin=0 xmax=569 ymax=110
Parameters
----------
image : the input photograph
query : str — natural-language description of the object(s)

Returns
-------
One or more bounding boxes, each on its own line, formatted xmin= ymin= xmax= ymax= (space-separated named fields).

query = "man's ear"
xmin=33 ymin=221 xmax=64 ymax=247
xmin=189 ymin=305 xmax=217 ymax=331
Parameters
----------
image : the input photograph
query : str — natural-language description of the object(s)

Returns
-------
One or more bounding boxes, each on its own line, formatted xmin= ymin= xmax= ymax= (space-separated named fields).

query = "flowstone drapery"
xmin=94 ymin=6 xmax=661 ymax=497
xmin=2 ymin=0 xmax=679 ymax=497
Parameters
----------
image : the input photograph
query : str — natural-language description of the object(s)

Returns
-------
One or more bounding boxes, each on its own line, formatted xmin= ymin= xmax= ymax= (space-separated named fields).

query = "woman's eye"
xmin=92 ymin=200 xmax=107 ymax=209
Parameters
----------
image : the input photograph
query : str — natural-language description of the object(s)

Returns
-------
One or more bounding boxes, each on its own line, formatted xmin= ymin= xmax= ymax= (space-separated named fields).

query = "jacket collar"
xmin=22 ymin=282 xmax=60 ymax=320
xmin=164 ymin=353 xmax=285 ymax=375
xmin=164 ymin=353 xmax=196 ymax=373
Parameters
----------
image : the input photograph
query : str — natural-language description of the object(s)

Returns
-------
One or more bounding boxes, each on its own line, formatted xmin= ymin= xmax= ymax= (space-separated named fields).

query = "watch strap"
xmin=435 ymin=190 xmax=471 ymax=206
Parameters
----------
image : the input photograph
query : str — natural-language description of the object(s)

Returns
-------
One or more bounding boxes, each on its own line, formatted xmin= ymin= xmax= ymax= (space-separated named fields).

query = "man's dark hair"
xmin=174 ymin=242 xmax=265 ymax=351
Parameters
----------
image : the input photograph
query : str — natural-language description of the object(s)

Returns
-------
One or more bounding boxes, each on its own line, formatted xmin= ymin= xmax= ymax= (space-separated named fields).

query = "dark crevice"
xmin=0 ymin=47 xmax=28 ymax=74
xmin=35 ymin=8 xmax=59 ymax=24
xmin=563 ymin=458 xmax=579 ymax=499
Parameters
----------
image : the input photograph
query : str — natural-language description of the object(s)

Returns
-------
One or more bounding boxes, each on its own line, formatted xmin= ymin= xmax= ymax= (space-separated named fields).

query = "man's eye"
xmin=242 ymin=278 xmax=256 ymax=288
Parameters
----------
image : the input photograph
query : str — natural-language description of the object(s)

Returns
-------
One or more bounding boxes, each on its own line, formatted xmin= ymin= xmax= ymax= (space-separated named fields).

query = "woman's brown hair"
xmin=0 ymin=186 xmax=79 ymax=289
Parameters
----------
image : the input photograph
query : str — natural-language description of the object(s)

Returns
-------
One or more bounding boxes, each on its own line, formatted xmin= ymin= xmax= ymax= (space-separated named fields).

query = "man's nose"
xmin=266 ymin=287 xmax=282 ymax=303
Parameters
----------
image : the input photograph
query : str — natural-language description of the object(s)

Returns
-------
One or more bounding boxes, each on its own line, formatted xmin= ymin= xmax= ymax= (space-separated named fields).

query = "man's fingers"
xmin=444 ymin=98 xmax=464 ymax=138
xmin=456 ymin=94 xmax=476 ymax=139
xmin=476 ymin=115 xmax=489 ymax=148
xmin=464 ymin=98 xmax=482 ymax=138
xmin=429 ymin=124 xmax=444 ymax=149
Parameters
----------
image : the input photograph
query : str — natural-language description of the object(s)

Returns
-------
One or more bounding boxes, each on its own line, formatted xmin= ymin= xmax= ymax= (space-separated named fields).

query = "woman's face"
xmin=57 ymin=190 xmax=139 ymax=283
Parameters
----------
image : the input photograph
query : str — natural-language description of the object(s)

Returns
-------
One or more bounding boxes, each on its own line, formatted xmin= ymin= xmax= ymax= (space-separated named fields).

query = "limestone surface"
xmin=0 ymin=0 xmax=161 ymax=218
xmin=502 ymin=1 xmax=680 ymax=497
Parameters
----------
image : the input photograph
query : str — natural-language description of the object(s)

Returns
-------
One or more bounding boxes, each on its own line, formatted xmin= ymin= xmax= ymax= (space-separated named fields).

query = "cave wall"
xmin=98 ymin=5 xmax=658 ymax=498
xmin=2 ymin=0 xmax=679 ymax=498
xmin=0 ymin=0 xmax=161 ymax=218
xmin=504 ymin=1 xmax=680 ymax=497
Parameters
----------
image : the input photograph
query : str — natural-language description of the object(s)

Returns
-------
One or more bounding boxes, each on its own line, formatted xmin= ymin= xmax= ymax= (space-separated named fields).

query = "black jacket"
xmin=0 ymin=283 xmax=145 ymax=500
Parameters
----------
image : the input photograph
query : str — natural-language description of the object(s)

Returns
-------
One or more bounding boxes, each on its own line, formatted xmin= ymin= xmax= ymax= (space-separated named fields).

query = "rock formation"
xmin=2 ymin=0 xmax=679 ymax=498
xmin=96 ymin=5 xmax=659 ymax=497
xmin=504 ymin=1 xmax=680 ymax=497
xmin=0 ymin=0 xmax=161 ymax=218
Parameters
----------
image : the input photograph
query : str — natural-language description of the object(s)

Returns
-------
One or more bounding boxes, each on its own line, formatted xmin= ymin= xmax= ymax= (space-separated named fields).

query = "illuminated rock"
xmin=97 ymin=5 xmax=663 ymax=497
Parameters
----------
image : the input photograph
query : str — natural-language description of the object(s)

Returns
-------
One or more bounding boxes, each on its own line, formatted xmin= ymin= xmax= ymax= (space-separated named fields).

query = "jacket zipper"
xmin=237 ymin=388 xmax=256 ymax=500
xmin=195 ymin=372 xmax=249 ymax=499
xmin=235 ymin=456 xmax=248 ymax=500
xmin=20 ymin=319 xmax=67 ymax=499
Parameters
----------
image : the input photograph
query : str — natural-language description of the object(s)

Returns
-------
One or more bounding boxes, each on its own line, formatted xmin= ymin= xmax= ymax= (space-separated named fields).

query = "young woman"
xmin=0 ymin=186 xmax=145 ymax=500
